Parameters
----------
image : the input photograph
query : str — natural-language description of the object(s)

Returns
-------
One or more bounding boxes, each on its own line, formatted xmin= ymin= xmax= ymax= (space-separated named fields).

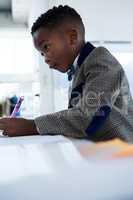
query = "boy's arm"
xmin=35 ymin=53 xmax=123 ymax=138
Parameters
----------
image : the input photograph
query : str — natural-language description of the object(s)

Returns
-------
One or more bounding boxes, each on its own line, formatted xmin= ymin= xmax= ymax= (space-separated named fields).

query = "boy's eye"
xmin=43 ymin=44 xmax=50 ymax=51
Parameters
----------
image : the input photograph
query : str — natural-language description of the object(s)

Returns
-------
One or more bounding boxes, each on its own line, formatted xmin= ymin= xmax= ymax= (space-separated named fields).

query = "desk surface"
xmin=0 ymin=135 xmax=133 ymax=200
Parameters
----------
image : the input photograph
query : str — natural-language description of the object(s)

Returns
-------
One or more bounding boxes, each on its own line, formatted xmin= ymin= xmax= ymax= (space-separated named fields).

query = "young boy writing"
xmin=0 ymin=5 xmax=133 ymax=142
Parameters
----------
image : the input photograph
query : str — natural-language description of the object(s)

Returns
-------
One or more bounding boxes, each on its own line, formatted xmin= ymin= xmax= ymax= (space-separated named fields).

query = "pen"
xmin=10 ymin=96 xmax=24 ymax=117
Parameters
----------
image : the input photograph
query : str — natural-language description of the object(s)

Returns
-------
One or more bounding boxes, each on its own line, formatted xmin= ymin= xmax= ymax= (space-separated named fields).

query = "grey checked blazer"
xmin=35 ymin=42 xmax=133 ymax=142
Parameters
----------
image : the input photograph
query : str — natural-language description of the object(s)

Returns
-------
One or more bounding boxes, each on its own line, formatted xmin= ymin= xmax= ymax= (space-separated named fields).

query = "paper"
xmin=0 ymin=135 xmax=69 ymax=146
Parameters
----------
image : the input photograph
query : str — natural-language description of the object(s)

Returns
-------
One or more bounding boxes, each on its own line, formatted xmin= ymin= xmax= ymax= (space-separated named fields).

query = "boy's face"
xmin=33 ymin=27 xmax=77 ymax=72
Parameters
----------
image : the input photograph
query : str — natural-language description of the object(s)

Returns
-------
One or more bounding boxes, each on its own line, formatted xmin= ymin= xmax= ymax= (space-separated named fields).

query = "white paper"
xmin=0 ymin=135 xmax=69 ymax=146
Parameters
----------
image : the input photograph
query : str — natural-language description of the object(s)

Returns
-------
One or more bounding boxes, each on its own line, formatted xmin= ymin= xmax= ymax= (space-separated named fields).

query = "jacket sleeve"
xmin=34 ymin=48 xmax=123 ymax=138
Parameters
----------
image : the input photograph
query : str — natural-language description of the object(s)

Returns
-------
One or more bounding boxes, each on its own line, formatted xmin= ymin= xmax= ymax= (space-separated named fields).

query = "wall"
xmin=49 ymin=0 xmax=133 ymax=42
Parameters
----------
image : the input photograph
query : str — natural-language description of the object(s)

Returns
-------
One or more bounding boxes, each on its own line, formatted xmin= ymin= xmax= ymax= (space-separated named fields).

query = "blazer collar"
xmin=77 ymin=42 xmax=95 ymax=67
xmin=67 ymin=42 xmax=95 ymax=81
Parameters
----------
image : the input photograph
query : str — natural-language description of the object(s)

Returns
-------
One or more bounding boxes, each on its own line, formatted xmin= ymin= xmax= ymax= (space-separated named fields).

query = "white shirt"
xmin=68 ymin=54 xmax=79 ymax=98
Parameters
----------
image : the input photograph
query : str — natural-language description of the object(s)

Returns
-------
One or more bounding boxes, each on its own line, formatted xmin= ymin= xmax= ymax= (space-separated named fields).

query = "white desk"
xmin=0 ymin=135 xmax=133 ymax=200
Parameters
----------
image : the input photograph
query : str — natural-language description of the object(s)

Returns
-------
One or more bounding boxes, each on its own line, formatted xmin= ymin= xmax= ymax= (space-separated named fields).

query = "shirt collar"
xmin=67 ymin=55 xmax=79 ymax=81
xmin=73 ymin=54 xmax=79 ymax=70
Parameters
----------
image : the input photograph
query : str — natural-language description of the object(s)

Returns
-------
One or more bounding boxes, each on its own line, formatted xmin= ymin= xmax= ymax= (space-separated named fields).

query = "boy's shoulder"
xmin=82 ymin=46 xmax=123 ymax=76
xmin=84 ymin=46 xmax=118 ymax=65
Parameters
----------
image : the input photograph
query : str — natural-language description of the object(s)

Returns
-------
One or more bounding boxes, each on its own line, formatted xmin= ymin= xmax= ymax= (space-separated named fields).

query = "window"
xmin=113 ymin=52 xmax=133 ymax=95
xmin=0 ymin=28 xmax=40 ymax=118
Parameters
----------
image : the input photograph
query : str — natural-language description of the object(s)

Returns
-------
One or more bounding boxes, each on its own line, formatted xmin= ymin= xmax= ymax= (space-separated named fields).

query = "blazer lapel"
xmin=68 ymin=42 xmax=95 ymax=108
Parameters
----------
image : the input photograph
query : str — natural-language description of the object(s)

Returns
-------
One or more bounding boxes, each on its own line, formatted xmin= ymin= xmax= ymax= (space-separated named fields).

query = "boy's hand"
xmin=0 ymin=118 xmax=39 ymax=137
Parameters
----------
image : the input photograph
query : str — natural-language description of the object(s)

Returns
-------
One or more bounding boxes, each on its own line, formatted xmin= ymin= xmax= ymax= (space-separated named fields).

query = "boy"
xmin=0 ymin=5 xmax=133 ymax=142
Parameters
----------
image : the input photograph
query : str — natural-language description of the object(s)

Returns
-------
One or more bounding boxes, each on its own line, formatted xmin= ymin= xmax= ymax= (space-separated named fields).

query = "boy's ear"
xmin=68 ymin=29 xmax=78 ymax=45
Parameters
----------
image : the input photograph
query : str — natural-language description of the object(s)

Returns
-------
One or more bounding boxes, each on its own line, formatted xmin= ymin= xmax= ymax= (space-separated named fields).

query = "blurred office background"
xmin=0 ymin=0 xmax=133 ymax=118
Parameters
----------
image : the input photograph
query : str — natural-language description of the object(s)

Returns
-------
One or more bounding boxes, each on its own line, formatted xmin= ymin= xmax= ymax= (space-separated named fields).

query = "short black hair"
xmin=31 ymin=5 xmax=85 ymax=35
